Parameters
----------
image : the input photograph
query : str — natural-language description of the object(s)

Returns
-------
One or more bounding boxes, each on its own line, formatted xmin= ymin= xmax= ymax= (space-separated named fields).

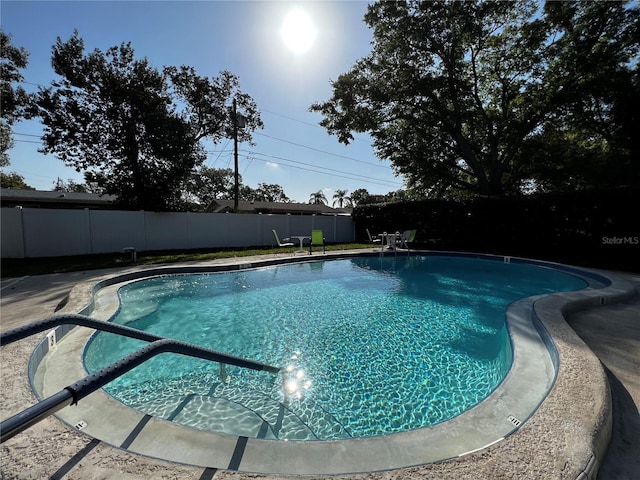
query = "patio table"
xmin=378 ymin=232 xmax=399 ymax=251
xmin=291 ymin=235 xmax=309 ymax=254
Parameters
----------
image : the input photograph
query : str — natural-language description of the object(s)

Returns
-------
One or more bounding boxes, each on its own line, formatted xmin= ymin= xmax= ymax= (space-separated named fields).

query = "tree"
xmin=164 ymin=66 xmax=263 ymax=145
xmin=253 ymin=183 xmax=290 ymax=202
xmin=0 ymin=171 xmax=34 ymax=189
xmin=184 ymin=169 xmax=291 ymax=211
xmin=350 ymin=188 xmax=370 ymax=206
xmin=32 ymin=32 xmax=263 ymax=211
xmin=1 ymin=30 xmax=31 ymax=167
xmin=521 ymin=2 xmax=640 ymax=191
xmin=308 ymin=190 xmax=327 ymax=205
xmin=53 ymin=178 xmax=88 ymax=193
xmin=384 ymin=189 xmax=409 ymax=202
xmin=332 ymin=189 xmax=352 ymax=208
xmin=185 ymin=166 xmax=236 ymax=208
xmin=311 ymin=1 xmax=639 ymax=197
xmin=238 ymin=184 xmax=258 ymax=202
xmin=32 ymin=32 xmax=202 ymax=210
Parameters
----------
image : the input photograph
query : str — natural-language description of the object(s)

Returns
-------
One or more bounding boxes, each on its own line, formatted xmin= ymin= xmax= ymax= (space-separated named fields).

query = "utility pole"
xmin=233 ymin=98 xmax=239 ymax=212
xmin=232 ymin=99 xmax=247 ymax=213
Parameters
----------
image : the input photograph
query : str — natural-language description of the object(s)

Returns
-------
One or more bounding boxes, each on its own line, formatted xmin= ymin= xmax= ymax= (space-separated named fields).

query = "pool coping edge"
xmin=27 ymin=251 xmax=637 ymax=476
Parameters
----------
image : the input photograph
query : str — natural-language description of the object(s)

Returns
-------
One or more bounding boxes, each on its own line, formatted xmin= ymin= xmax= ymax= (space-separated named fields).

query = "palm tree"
xmin=308 ymin=190 xmax=327 ymax=205
xmin=332 ymin=189 xmax=352 ymax=208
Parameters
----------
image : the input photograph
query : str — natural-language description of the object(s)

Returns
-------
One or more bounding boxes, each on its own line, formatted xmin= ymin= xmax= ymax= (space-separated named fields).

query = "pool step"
xmin=157 ymin=394 xmax=288 ymax=439
xmin=209 ymin=382 xmax=351 ymax=440
xmin=122 ymin=382 xmax=350 ymax=440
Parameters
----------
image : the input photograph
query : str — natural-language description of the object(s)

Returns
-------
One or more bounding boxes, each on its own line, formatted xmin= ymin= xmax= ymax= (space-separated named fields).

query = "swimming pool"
xmin=83 ymin=255 xmax=587 ymax=441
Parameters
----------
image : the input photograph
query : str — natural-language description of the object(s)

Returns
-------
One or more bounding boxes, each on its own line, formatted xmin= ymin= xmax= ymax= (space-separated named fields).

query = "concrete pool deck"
xmin=1 ymin=250 xmax=639 ymax=479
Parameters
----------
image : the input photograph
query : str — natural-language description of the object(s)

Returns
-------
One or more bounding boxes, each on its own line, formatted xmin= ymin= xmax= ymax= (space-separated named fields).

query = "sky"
xmin=1 ymin=0 xmax=405 ymax=204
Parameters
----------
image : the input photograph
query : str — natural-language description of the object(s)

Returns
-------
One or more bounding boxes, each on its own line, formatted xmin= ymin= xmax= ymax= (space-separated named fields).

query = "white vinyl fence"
xmin=1 ymin=207 xmax=355 ymax=259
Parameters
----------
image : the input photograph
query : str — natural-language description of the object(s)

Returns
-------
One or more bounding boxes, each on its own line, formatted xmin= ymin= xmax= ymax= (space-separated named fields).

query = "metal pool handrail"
xmin=0 ymin=314 xmax=280 ymax=443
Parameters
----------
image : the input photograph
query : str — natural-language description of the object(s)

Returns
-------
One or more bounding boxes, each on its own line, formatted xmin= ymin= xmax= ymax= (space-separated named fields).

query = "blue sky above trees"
xmin=2 ymin=1 xmax=404 ymax=203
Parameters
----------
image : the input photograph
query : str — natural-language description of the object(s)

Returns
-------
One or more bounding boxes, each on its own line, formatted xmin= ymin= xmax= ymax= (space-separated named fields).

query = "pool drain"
xmin=507 ymin=415 xmax=521 ymax=427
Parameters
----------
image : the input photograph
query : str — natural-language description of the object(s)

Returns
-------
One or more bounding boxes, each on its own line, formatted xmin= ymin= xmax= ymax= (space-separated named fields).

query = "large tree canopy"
xmin=33 ymin=32 xmax=262 ymax=210
xmin=524 ymin=1 xmax=640 ymax=192
xmin=1 ymin=30 xmax=30 ymax=167
xmin=250 ymin=183 xmax=290 ymax=203
xmin=311 ymin=0 xmax=639 ymax=197
xmin=184 ymin=165 xmax=237 ymax=208
xmin=165 ymin=65 xmax=263 ymax=145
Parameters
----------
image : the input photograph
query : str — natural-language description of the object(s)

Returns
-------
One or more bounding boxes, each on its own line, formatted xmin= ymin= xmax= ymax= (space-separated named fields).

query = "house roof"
xmin=0 ymin=188 xmax=117 ymax=209
xmin=209 ymin=199 xmax=351 ymax=215
xmin=0 ymin=189 xmax=353 ymax=215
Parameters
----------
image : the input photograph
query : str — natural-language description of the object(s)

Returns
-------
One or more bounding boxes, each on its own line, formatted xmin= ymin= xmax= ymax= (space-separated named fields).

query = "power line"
xmin=13 ymin=138 xmax=400 ymax=188
xmin=14 ymin=83 xmax=400 ymax=189
xmin=262 ymin=109 xmax=322 ymax=130
xmin=205 ymin=138 xmax=232 ymax=168
xmin=18 ymin=80 xmax=373 ymax=145
xmin=261 ymin=108 xmax=373 ymax=144
xmin=16 ymin=128 xmax=387 ymax=173
xmin=206 ymin=148 xmax=402 ymax=189
xmin=205 ymin=149 xmax=234 ymax=155
xmin=14 ymin=132 xmax=41 ymax=138
xmin=10 ymin=146 xmax=400 ymax=189
xmin=243 ymin=150 xmax=402 ymax=189
xmin=254 ymin=132 xmax=388 ymax=169
xmin=241 ymin=153 xmax=255 ymax=177
xmin=247 ymin=154 xmax=400 ymax=189
xmin=14 ymin=135 xmax=402 ymax=189
xmin=16 ymin=80 xmax=44 ymax=87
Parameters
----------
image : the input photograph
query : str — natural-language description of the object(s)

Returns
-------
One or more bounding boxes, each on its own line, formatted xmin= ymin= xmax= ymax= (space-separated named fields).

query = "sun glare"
xmin=281 ymin=9 xmax=316 ymax=54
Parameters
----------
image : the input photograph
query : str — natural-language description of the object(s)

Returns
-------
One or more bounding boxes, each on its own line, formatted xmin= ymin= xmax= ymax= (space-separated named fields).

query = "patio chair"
xmin=272 ymin=229 xmax=294 ymax=253
xmin=366 ymin=228 xmax=381 ymax=244
xmin=309 ymin=229 xmax=325 ymax=254
xmin=397 ymin=230 xmax=416 ymax=249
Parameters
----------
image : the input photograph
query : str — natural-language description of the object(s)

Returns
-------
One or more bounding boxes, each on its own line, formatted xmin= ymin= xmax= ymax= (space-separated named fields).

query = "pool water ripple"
xmin=84 ymin=256 xmax=587 ymax=440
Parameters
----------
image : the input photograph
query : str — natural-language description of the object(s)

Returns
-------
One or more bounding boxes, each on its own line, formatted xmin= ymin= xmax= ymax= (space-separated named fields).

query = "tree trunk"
xmin=124 ymin=120 xmax=143 ymax=209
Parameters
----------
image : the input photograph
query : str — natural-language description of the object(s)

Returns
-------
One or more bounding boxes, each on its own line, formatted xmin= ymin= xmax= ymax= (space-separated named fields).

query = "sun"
xmin=281 ymin=9 xmax=316 ymax=54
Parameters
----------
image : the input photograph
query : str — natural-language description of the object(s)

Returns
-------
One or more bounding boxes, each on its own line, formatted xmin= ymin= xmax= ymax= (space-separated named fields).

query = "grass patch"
xmin=1 ymin=243 xmax=373 ymax=278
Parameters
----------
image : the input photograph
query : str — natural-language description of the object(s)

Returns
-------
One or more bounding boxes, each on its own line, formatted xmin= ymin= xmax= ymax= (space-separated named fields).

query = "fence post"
xmin=143 ymin=211 xmax=149 ymax=252
xmin=18 ymin=206 xmax=26 ymax=258
xmin=84 ymin=208 xmax=93 ymax=254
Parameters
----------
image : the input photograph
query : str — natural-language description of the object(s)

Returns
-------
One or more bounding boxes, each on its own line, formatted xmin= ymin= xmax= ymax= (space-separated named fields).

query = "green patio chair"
xmin=366 ymin=228 xmax=381 ymax=244
xmin=398 ymin=229 xmax=416 ymax=249
xmin=272 ymin=229 xmax=294 ymax=253
xmin=309 ymin=229 xmax=325 ymax=254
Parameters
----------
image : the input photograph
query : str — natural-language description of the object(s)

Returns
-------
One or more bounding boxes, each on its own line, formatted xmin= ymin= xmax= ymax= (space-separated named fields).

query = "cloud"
xmin=266 ymin=162 xmax=279 ymax=168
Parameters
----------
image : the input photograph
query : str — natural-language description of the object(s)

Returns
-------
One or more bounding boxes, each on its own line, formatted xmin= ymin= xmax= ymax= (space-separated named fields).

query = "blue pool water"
xmin=84 ymin=255 xmax=587 ymax=440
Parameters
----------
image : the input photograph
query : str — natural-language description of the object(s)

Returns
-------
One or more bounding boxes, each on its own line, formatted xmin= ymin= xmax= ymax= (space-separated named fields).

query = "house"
xmin=0 ymin=188 xmax=117 ymax=209
xmin=208 ymin=199 xmax=352 ymax=216
xmin=0 ymin=189 xmax=353 ymax=215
